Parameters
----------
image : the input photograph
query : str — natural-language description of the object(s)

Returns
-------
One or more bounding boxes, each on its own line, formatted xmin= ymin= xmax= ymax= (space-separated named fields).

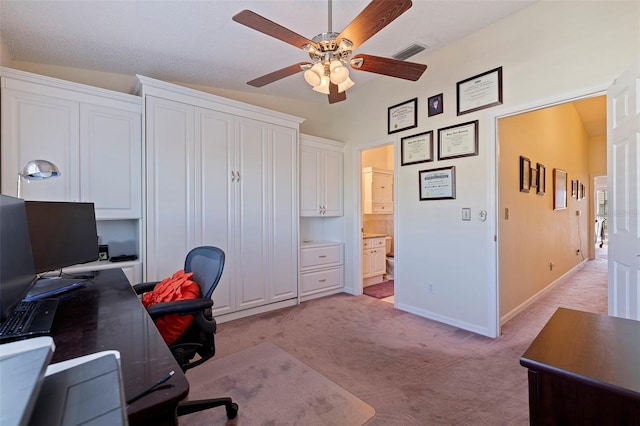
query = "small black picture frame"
xmin=427 ymin=93 xmax=443 ymax=117
xmin=520 ymin=156 xmax=531 ymax=193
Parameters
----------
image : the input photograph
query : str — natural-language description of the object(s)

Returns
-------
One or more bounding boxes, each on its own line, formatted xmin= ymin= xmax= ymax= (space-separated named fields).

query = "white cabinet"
xmin=0 ymin=67 xmax=142 ymax=219
xmin=300 ymin=134 xmax=344 ymax=217
xmin=363 ymin=237 xmax=386 ymax=285
xmin=363 ymin=167 xmax=393 ymax=214
xmin=300 ymin=242 xmax=344 ymax=301
xmin=138 ymin=75 xmax=302 ymax=319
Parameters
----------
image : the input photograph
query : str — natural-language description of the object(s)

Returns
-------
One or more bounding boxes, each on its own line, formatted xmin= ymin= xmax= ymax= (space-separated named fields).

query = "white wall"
xmin=332 ymin=1 xmax=639 ymax=336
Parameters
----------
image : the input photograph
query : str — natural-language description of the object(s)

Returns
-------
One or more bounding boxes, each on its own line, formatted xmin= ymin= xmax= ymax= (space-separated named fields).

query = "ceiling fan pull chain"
xmin=328 ymin=0 xmax=332 ymax=33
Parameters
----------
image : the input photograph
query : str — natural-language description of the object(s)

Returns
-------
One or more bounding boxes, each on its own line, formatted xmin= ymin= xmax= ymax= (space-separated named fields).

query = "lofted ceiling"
xmin=0 ymin=0 xmax=536 ymax=104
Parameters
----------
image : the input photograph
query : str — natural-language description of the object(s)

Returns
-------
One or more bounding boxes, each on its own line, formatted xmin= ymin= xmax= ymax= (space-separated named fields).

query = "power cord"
xmin=126 ymin=371 xmax=175 ymax=404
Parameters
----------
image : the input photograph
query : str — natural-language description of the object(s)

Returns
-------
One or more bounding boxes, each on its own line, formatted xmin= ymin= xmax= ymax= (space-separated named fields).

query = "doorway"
xmin=496 ymin=94 xmax=607 ymax=325
xmin=594 ymin=176 xmax=608 ymax=259
xmin=358 ymin=143 xmax=395 ymax=304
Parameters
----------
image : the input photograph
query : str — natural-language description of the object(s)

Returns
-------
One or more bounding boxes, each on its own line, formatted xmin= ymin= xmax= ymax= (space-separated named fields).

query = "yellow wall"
xmin=499 ymin=102 xmax=594 ymax=317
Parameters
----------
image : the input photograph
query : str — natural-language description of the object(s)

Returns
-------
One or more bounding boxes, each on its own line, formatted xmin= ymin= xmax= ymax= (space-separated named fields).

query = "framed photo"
xmin=571 ymin=180 xmax=576 ymax=197
xmin=530 ymin=167 xmax=538 ymax=189
xmin=520 ymin=156 xmax=531 ymax=193
xmin=580 ymin=183 xmax=585 ymax=200
xmin=401 ymin=131 xmax=433 ymax=166
xmin=427 ymin=93 xmax=443 ymax=117
xmin=576 ymin=180 xmax=581 ymax=199
xmin=419 ymin=166 xmax=456 ymax=200
xmin=536 ymin=163 xmax=546 ymax=195
xmin=388 ymin=98 xmax=418 ymax=134
xmin=553 ymin=169 xmax=568 ymax=210
xmin=437 ymin=120 xmax=479 ymax=160
xmin=456 ymin=67 xmax=503 ymax=115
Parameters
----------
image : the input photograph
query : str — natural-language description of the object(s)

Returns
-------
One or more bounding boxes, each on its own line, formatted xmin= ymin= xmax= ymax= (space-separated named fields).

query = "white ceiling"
xmin=0 ymin=0 xmax=536 ymax=104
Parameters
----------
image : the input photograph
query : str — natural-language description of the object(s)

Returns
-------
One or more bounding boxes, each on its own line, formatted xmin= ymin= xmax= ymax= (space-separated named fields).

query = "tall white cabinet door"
xmin=197 ymin=107 xmax=236 ymax=315
xmin=235 ymin=118 xmax=271 ymax=310
xmin=145 ymin=96 xmax=196 ymax=281
xmin=80 ymin=103 xmax=141 ymax=219
xmin=300 ymin=145 xmax=322 ymax=216
xmin=322 ymin=149 xmax=344 ymax=216
xmin=1 ymin=88 xmax=80 ymax=201
xmin=270 ymin=125 xmax=298 ymax=302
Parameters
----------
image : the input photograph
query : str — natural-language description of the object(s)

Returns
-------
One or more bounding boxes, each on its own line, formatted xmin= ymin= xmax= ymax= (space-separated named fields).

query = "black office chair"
xmin=133 ymin=246 xmax=238 ymax=420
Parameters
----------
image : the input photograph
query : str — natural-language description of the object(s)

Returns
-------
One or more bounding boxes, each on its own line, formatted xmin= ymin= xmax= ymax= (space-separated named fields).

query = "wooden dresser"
xmin=520 ymin=308 xmax=640 ymax=425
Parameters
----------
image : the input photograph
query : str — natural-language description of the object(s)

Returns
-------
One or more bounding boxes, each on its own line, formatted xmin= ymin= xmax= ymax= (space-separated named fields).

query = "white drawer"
xmin=300 ymin=266 xmax=343 ymax=295
xmin=363 ymin=237 xmax=385 ymax=249
xmin=300 ymin=244 xmax=342 ymax=269
xmin=371 ymin=202 xmax=393 ymax=214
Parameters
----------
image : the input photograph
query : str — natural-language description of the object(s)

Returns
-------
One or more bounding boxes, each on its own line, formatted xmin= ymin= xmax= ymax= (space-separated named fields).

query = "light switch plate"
xmin=462 ymin=208 xmax=471 ymax=221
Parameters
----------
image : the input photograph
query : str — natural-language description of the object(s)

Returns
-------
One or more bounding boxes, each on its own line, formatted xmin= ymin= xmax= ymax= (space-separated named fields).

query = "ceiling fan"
xmin=232 ymin=0 xmax=427 ymax=104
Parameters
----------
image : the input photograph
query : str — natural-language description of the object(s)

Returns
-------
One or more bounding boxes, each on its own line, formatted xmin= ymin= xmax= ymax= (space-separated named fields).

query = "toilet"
xmin=385 ymin=236 xmax=394 ymax=280
xmin=385 ymin=253 xmax=394 ymax=280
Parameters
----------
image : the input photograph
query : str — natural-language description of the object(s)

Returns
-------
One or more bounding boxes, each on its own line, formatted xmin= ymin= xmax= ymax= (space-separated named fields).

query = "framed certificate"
xmin=401 ymin=131 xmax=433 ymax=166
xmin=437 ymin=120 xmax=479 ymax=160
xmin=456 ymin=67 xmax=503 ymax=115
xmin=388 ymin=98 xmax=418 ymax=134
xmin=419 ymin=166 xmax=456 ymax=200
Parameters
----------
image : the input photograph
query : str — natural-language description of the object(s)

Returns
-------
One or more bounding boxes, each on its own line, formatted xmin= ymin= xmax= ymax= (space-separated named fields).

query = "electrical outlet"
xmin=549 ymin=262 xmax=554 ymax=271
xmin=427 ymin=282 xmax=434 ymax=293
xmin=576 ymin=210 xmax=581 ymax=216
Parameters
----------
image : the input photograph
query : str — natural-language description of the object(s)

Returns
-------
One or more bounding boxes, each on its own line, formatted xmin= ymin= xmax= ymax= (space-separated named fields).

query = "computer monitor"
xmin=24 ymin=201 xmax=99 ymax=274
xmin=0 ymin=194 xmax=39 ymax=321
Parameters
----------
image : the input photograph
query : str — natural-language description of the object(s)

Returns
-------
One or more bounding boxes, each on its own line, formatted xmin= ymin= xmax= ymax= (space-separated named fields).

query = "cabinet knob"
xmin=231 ymin=171 xmax=235 ymax=182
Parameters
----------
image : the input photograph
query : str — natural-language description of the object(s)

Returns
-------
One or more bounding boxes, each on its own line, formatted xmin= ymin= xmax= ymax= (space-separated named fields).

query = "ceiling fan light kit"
xmin=232 ymin=0 xmax=427 ymax=104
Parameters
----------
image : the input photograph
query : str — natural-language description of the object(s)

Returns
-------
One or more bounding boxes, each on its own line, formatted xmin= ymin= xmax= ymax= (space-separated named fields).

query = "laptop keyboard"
xmin=0 ymin=299 xmax=58 ymax=340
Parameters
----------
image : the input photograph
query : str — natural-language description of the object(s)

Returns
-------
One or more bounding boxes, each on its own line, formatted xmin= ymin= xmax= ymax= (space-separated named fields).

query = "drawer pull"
xmin=319 ymin=255 xmax=327 ymax=258
xmin=319 ymin=279 xmax=326 ymax=282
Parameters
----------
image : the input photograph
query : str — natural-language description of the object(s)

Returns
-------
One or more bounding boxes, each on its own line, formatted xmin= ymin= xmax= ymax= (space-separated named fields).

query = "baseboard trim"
xmin=500 ymin=260 xmax=588 ymax=325
xmin=215 ymin=299 xmax=298 ymax=324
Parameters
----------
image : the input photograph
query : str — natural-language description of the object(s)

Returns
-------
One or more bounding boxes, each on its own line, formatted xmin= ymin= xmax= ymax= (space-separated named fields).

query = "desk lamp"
xmin=17 ymin=160 xmax=61 ymax=198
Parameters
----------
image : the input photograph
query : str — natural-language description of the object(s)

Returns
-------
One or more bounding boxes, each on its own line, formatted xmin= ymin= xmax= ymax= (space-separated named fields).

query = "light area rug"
xmin=181 ymin=341 xmax=375 ymax=426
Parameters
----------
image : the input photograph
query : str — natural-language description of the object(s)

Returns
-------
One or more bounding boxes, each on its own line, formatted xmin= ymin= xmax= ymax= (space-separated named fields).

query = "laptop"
xmin=0 ymin=195 xmax=60 ymax=343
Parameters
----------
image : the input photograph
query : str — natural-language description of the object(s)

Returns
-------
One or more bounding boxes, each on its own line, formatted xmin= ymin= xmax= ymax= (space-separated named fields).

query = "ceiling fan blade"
xmin=328 ymin=82 xmax=347 ymax=104
xmin=233 ymin=10 xmax=319 ymax=51
xmin=337 ymin=0 xmax=412 ymax=50
xmin=351 ymin=54 xmax=426 ymax=81
xmin=247 ymin=63 xmax=311 ymax=88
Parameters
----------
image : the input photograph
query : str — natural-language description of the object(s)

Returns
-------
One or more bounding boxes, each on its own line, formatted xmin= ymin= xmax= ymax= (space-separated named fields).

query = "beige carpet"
xmin=181 ymin=341 xmax=375 ymax=426
xmin=183 ymin=256 xmax=607 ymax=425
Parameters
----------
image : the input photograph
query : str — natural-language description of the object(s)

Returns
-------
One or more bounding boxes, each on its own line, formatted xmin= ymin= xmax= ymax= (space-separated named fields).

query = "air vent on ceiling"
xmin=392 ymin=43 xmax=427 ymax=61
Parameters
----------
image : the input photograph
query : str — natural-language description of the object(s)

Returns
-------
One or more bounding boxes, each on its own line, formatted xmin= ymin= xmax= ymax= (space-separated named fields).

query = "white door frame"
xmin=487 ymin=82 xmax=610 ymax=337
xmin=351 ymin=136 xmax=398 ymax=297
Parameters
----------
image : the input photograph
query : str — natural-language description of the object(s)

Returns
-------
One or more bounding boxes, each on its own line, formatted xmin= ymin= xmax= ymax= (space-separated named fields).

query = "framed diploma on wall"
xmin=419 ymin=166 xmax=456 ymax=200
xmin=456 ymin=67 xmax=503 ymax=116
xmin=388 ymin=98 xmax=418 ymax=134
xmin=401 ymin=131 xmax=433 ymax=166
xmin=437 ymin=120 xmax=479 ymax=161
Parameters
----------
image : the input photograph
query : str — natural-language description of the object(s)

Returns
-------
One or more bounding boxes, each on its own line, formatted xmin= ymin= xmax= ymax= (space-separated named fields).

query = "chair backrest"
xmin=184 ymin=246 xmax=225 ymax=299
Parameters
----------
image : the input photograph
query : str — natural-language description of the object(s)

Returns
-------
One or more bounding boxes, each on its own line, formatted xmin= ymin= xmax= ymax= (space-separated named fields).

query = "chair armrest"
xmin=145 ymin=298 xmax=213 ymax=318
xmin=132 ymin=281 xmax=161 ymax=295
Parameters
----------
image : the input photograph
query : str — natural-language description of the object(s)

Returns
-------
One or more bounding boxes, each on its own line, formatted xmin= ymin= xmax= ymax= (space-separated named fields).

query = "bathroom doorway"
xmin=360 ymin=144 xmax=395 ymax=303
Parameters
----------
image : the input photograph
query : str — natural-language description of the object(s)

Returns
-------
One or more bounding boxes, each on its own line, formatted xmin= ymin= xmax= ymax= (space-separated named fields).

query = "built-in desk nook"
xmin=520 ymin=307 xmax=640 ymax=425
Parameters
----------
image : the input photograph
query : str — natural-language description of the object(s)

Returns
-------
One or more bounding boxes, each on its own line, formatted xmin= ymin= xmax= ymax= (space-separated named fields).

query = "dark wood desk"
xmin=520 ymin=307 xmax=640 ymax=425
xmin=50 ymin=268 xmax=189 ymax=425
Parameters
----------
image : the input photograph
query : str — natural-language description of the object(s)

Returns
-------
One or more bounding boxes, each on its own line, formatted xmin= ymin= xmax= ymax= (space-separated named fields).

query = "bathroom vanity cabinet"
xmin=362 ymin=235 xmax=386 ymax=286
